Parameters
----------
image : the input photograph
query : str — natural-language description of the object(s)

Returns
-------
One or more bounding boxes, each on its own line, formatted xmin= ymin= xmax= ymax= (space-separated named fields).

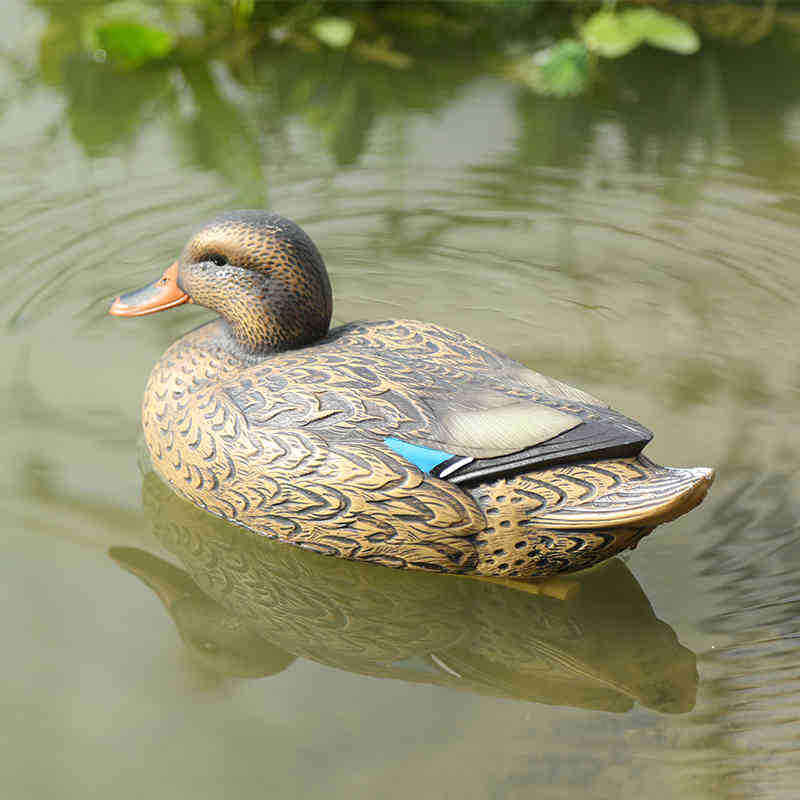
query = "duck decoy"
xmin=109 ymin=211 xmax=713 ymax=578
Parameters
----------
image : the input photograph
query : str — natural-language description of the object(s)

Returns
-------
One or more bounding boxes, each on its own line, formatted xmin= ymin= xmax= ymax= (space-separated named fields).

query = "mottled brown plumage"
xmin=110 ymin=211 xmax=713 ymax=578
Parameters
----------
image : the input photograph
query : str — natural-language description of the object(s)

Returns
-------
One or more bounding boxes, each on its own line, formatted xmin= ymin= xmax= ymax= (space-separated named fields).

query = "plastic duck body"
xmin=110 ymin=212 xmax=713 ymax=578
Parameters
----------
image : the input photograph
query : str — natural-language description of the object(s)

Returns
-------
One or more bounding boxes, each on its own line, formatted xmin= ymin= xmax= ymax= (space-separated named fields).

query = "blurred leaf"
xmin=582 ymin=10 xmax=642 ymax=58
xmin=583 ymin=8 xmax=700 ymax=59
xmin=311 ymin=17 xmax=356 ymax=49
xmin=623 ymin=9 xmax=700 ymax=55
xmin=510 ymin=40 xmax=589 ymax=97
xmin=95 ymin=21 xmax=174 ymax=68
xmin=354 ymin=40 xmax=413 ymax=69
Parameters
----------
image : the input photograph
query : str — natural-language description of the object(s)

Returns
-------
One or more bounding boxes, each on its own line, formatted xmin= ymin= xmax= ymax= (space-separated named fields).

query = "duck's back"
xmin=221 ymin=319 xmax=652 ymax=478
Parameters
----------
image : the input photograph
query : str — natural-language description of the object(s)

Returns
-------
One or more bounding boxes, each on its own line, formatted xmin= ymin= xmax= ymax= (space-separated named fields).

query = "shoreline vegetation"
xmin=32 ymin=2 xmax=799 ymax=87
xmin=10 ymin=2 xmax=799 ymax=182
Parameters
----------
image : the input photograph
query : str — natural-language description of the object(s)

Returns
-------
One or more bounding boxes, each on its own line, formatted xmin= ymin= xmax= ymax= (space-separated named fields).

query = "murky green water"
xmin=2 ymin=3 xmax=799 ymax=798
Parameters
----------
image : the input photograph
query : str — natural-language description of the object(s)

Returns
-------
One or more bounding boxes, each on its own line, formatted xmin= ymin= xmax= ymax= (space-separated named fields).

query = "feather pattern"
xmin=141 ymin=317 xmax=712 ymax=577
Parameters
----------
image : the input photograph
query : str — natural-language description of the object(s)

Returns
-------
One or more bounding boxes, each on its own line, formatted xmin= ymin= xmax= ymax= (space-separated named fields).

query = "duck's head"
xmin=109 ymin=211 xmax=332 ymax=357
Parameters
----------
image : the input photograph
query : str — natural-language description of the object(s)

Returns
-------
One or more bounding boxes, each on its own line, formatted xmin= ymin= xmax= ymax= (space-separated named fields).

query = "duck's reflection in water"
xmin=111 ymin=471 xmax=697 ymax=713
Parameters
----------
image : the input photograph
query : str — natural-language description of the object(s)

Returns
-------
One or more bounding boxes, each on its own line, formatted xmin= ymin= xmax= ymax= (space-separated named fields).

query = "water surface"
xmin=1 ymin=5 xmax=799 ymax=798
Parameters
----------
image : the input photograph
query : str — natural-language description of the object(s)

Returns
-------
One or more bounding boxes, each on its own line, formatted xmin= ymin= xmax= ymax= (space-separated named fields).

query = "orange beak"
xmin=109 ymin=261 xmax=191 ymax=317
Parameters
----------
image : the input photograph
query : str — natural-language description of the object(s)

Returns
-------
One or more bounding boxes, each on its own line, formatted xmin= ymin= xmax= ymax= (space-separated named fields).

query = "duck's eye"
xmin=204 ymin=253 xmax=228 ymax=267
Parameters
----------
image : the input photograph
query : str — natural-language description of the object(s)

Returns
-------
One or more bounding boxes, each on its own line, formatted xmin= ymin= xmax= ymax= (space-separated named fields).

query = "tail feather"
xmin=472 ymin=455 xmax=714 ymax=532
xmin=529 ymin=455 xmax=714 ymax=529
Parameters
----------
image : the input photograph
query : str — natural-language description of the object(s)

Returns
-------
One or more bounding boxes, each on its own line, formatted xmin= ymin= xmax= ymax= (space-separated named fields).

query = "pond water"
xmin=1 ymin=3 xmax=799 ymax=798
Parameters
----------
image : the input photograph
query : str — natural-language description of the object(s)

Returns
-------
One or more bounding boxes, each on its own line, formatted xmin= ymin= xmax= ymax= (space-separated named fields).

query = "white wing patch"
xmin=436 ymin=402 xmax=581 ymax=459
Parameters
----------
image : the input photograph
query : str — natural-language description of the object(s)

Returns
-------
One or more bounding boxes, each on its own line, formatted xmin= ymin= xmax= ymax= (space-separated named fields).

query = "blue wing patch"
xmin=384 ymin=437 xmax=473 ymax=478
xmin=384 ymin=437 xmax=453 ymax=472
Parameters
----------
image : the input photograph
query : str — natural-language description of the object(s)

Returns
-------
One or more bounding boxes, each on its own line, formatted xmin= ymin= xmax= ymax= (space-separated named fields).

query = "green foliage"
xmin=582 ymin=7 xmax=700 ymax=59
xmin=507 ymin=4 xmax=699 ymax=98
xmin=581 ymin=11 xmax=643 ymax=58
xmin=94 ymin=21 xmax=175 ymax=68
xmin=18 ymin=0 xmax=727 ymax=172
xmin=622 ymin=9 xmax=700 ymax=55
xmin=311 ymin=17 xmax=356 ymax=49
xmin=511 ymin=40 xmax=589 ymax=98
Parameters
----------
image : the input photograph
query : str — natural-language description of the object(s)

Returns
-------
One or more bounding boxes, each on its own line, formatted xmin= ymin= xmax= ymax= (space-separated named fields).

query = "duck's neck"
xmin=212 ymin=322 xmax=270 ymax=364
xmin=210 ymin=316 xmax=325 ymax=364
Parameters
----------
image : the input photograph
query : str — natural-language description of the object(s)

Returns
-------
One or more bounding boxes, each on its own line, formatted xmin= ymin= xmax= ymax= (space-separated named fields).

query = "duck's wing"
xmin=335 ymin=320 xmax=652 ymax=484
xmin=404 ymin=387 xmax=653 ymax=485
xmin=223 ymin=320 xmax=652 ymax=485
